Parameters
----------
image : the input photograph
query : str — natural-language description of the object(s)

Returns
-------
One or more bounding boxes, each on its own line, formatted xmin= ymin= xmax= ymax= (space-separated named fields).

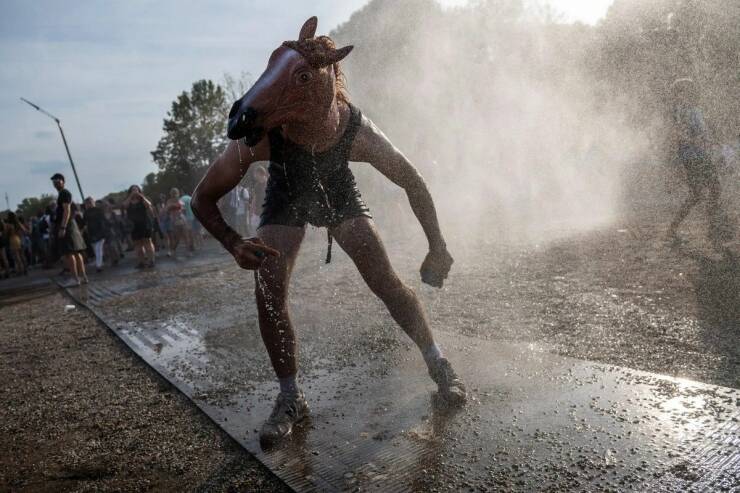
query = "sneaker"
xmin=428 ymin=358 xmax=467 ymax=407
xmin=259 ymin=391 xmax=309 ymax=445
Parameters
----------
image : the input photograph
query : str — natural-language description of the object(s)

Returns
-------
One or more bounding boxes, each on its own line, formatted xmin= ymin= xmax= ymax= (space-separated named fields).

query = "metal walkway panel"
xmin=62 ymin=270 xmax=740 ymax=492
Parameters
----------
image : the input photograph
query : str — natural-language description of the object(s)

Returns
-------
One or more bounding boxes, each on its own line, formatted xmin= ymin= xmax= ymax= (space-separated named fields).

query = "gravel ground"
xmin=1 ymin=213 xmax=737 ymax=491
xmin=439 ymin=221 xmax=740 ymax=389
xmin=0 ymin=291 xmax=287 ymax=492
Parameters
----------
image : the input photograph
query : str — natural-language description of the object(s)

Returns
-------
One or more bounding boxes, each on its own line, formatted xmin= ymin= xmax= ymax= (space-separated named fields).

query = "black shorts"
xmin=259 ymin=189 xmax=371 ymax=229
xmin=131 ymin=221 xmax=153 ymax=241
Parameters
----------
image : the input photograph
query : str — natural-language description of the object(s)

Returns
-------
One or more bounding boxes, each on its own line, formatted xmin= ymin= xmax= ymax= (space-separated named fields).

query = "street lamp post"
xmin=20 ymin=98 xmax=85 ymax=201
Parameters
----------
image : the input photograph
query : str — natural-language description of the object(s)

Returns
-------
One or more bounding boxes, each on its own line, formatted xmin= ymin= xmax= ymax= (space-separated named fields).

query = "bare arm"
xmin=351 ymin=116 xmax=446 ymax=251
xmin=192 ymin=137 xmax=279 ymax=267
xmin=57 ymin=202 xmax=72 ymax=238
xmin=350 ymin=115 xmax=452 ymax=287
xmin=61 ymin=203 xmax=71 ymax=229
xmin=139 ymin=194 xmax=154 ymax=212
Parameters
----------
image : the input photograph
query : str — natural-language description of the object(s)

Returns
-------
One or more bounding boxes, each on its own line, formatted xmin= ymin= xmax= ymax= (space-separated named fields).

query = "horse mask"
xmin=227 ymin=16 xmax=354 ymax=145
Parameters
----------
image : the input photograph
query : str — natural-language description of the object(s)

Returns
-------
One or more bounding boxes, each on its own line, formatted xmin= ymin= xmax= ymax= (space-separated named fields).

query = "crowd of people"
xmin=0 ymin=166 xmax=269 ymax=284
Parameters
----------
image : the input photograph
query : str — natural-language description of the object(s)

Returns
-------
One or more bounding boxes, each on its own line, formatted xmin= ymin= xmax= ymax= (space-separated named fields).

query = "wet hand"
xmin=420 ymin=247 xmax=453 ymax=288
xmin=230 ymin=237 xmax=280 ymax=270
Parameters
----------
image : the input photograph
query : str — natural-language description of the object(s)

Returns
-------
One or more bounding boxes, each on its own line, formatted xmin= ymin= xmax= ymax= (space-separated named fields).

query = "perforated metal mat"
xmin=61 ymin=266 xmax=739 ymax=492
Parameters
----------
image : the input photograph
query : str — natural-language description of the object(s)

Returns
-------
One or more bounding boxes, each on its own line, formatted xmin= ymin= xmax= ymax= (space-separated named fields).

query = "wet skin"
xmin=192 ymin=99 xmax=453 ymax=378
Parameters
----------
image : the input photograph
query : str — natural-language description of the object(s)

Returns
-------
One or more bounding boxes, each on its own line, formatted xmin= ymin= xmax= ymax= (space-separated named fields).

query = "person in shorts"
xmin=122 ymin=185 xmax=156 ymax=268
xmin=51 ymin=173 xmax=88 ymax=284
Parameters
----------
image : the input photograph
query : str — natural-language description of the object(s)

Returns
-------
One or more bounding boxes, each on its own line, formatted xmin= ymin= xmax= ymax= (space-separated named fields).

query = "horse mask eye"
xmin=296 ymin=71 xmax=313 ymax=85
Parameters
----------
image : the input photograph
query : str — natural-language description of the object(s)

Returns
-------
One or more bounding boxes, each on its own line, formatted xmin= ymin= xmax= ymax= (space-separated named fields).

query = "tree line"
xmin=7 ymin=73 xmax=252 ymax=219
xmin=8 ymin=0 xmax=737 ymax=222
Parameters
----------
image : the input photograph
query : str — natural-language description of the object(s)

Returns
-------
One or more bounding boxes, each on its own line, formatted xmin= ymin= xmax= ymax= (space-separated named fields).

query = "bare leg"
xmin=144 ymin=238 xmax=156 ymax=265
xmin=161 ymin=230 xmax=171 ymax=255
xmin=170 ymin=230 xmax=181 ymax=256
xmin=12 ymin=250 xmax=26 ymax=275
xmin=668 ymin=191 xmax=700 ymax=238
xmin=64 ymin=254 xmax=79 ymax=282
xmin=75 ymin=253 xmax=87 ymax=282
xmin=254 ymin=225 xmax=305 ymax=379
xmin=704 ymin=177 xmax=733 ymax=248
xmin=0 ymin=249 xmax=9 ymax=277
xmin=167 ymin=232 xmax=175 ymax=256
xmin=331 ymin=217 xmax=466 ymax=405
xmin=134 ymin=240 xmax=145 ymax=265
xmin=330 ymin=217 xmax=434 ymax=351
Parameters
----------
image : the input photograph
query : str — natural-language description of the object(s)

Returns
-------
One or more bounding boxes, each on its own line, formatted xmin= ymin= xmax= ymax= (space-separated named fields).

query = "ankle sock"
xmin=422 ymin=343 xmax=444 ymax=368
xmin=279 ymin=375 xmax=299 ymax=395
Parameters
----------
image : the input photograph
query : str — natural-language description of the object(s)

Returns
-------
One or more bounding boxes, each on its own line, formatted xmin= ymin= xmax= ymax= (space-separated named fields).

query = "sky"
xmin=439 ymin=0 xmax=614 ymax=24
xmin=0 ymin=0 xmax=613 ymax=208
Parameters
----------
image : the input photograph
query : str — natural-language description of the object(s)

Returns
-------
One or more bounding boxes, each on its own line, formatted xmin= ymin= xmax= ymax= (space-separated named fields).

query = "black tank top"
xmin=263 ymin=103 xmax=368 ymax=229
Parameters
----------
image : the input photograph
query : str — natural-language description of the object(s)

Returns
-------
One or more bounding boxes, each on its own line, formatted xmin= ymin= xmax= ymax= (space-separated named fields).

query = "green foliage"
xmin=101 ymin=190 xmax=128 ymax=205
xmin=222 ymin=71 xmax=254 ymax=108
xmin=15 ymin=194 xmax=55 ymax=219
xmin=150 ymin=79 xmax=229 ymax=194
xmin=140 ymin=171 xmax=179 ymax=201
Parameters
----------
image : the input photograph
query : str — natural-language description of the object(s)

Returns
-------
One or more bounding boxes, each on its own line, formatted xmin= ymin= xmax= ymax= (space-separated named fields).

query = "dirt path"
xmin=0 ymin=291 xmax=288 ymax=492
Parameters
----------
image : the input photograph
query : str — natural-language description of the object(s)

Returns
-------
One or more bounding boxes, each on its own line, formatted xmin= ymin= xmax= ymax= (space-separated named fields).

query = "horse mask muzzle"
xmin=226 ymin=48 xmax=299 ymax=144
xmin=227 ymin=101 xmax=263 ymax=145
xmin=226 ymin=48 xmax=299 ymax=145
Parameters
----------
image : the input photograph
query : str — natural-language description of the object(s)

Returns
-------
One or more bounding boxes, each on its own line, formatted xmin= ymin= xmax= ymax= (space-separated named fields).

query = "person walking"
xmin=155 ymin=193 xmax=172 ymax=255
xmin=180 ymin=190 xmax=201 ymax=249
xmin=166 ymin=187 xmax=193 ymax=256
xmin=21 ymin=215 xmax=33 ymax=268
xmin=666 ymin=78 xmax=733 ymax=249
xmin=102 ymin=201 xmax=122 ymax=266
xmin=39 ymin=206 xmax=54 ymax=268
xmin=122 ymin=185 xmax=156 ymax=268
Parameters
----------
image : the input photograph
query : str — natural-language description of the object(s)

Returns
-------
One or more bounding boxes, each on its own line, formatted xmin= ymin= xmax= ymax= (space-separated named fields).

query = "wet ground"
xmin=0 ymin=250 xmax=289 ymax=493
xmin=52 ymin=215 xmax=739 ymax=491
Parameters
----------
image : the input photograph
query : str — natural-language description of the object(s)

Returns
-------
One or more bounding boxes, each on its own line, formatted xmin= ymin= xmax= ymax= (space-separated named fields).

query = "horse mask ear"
xmin=299 ymin=16 xmax=318 ymax=41
xmin=323 ymin=45 xmax=354 ymax=66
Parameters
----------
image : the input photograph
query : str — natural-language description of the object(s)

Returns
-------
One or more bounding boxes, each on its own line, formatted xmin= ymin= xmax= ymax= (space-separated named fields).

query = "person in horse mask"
xmin=192 ymin=17 xmax=465 ymax=445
